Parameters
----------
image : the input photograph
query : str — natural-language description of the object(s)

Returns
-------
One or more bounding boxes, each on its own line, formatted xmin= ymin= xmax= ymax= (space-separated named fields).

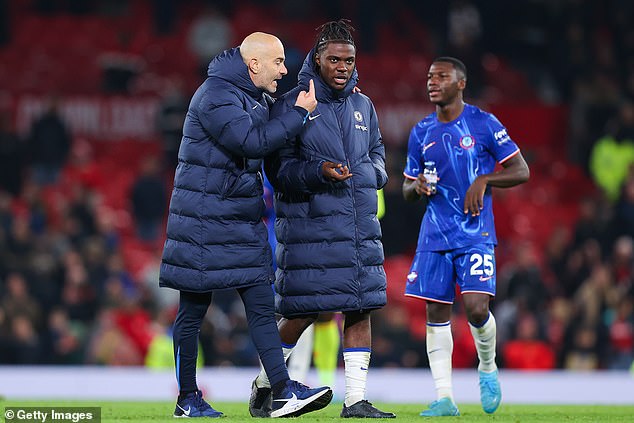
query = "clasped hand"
xmin=322 ymin=161 xmax=352 ymax=182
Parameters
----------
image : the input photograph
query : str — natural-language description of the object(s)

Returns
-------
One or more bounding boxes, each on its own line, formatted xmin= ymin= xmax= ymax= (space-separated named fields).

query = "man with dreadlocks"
xmin=250 ymin=20 xmax=395 ymax=419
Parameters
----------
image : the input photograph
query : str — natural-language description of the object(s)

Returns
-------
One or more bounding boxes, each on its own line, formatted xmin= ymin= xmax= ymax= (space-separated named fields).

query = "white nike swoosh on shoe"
xmin=176 ymin=404 xmax=191 ymax=416
xmin=273 ymin=392 xmax=298 ymax=403
xmin=271 ymin=389 xmax=330 ymax=418
xmin=308 ymin=114 xmax=321 ymax=121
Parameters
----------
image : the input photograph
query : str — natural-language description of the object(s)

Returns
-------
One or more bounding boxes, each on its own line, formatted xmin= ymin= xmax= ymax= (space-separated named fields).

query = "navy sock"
xmin=272 ymin=380 xmax=289 ymax=398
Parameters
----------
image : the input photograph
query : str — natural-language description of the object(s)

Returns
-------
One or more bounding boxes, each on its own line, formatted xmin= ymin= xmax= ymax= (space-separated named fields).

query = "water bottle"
xmin=423 ymin=161 xmax=438 ymax=194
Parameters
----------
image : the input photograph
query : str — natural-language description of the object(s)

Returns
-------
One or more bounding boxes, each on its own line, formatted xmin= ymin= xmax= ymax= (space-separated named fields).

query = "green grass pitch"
xmin=2 ymin=401 xmax=634 ymax=422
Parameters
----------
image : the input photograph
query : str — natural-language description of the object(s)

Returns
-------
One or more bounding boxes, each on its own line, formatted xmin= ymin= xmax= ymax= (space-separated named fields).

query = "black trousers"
xmin=173 ymin=283 xmax=288 ymax=393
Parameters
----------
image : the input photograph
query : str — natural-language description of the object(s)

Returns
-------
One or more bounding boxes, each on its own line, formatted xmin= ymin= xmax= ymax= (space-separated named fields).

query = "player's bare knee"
xmin=466 ymin=305 xmax=489 ymax=326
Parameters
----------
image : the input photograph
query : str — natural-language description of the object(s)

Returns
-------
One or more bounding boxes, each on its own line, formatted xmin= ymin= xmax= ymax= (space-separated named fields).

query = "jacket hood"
xmin=207 ymin=47 xmax=263 ymax=99
xmin=297 ymin=47 xmax=359 ymax=102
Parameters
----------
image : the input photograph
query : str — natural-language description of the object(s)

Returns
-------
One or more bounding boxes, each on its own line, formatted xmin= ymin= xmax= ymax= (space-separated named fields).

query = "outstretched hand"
xmin=322 ymin=161 xmax=352 ymax=182
xmin=294 ymin=79 xmax=317 ymax=113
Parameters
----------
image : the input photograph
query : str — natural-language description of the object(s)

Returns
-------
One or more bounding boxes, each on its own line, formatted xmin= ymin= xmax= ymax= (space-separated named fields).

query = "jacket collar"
xmin=207 ymin=47 xmax=263 ymax=99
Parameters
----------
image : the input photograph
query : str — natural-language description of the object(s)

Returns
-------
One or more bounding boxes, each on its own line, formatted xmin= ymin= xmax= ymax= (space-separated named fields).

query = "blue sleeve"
xmin=403 ymin=124 xmax=423 ymax=179
xmin=196 ymin=88 xmax=306 ymax=159
xmin=266 ymin=95 xmax=330 ymax=194
xmin=369 ymin=101 xmax=388 ymax=189
xmin=484 ymin=114 xmax=520 ymax=163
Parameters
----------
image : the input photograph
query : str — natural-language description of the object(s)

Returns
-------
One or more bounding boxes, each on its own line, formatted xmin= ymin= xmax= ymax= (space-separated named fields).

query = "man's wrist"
xmin=292 ymin=105 xmax=309 ymax=122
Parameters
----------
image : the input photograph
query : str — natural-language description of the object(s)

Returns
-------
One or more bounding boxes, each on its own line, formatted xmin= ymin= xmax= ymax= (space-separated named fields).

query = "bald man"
xmin=159 ymin=32 xmax=332 ymax=418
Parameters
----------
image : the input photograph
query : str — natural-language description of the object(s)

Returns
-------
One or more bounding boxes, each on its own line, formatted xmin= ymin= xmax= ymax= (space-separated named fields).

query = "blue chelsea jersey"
xmin=403 ymin=103 xmax=520 ymax=252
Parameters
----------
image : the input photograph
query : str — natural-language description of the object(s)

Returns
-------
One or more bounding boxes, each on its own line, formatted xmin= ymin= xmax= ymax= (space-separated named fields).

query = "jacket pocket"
xmin=220 ymin=170 xmax=245 ymax=199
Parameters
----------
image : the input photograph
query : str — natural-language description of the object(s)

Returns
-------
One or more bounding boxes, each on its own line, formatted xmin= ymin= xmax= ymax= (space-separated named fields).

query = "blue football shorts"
xmin=404 ymin=243 xmax=496 ymax=304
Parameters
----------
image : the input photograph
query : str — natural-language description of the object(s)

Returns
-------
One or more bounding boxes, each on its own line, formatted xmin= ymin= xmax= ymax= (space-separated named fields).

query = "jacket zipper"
xmin=333 ymin=102 xmax=362 ymax=309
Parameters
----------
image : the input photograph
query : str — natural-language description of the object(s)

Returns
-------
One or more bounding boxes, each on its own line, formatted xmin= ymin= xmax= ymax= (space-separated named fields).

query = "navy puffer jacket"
xmin=159 ymin=48 xmax=307 ymax=292
xmin=266 ymin=49 xmax=388 ymax=316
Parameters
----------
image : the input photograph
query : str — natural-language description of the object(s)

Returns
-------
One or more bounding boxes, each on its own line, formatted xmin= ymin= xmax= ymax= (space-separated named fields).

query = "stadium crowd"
xmin=0 ymin=0 xmax=632 ymax=373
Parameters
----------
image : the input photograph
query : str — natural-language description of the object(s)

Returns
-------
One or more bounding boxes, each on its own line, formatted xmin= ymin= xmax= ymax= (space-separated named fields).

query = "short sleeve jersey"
xmin=403 ymin=103 xmax=520 ymax=252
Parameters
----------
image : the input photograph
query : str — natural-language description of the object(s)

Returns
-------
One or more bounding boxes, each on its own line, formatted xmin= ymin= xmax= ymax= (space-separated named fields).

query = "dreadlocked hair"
xmin=314 ymin=19 xmax=355 ymax=54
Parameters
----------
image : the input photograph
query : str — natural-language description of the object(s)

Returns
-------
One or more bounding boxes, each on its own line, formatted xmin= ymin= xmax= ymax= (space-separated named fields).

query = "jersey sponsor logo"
xmin=354 ymin=111 xmax=363 ymax=122
xmin=422 ymin=141 xmax=436 ymax=154
xmin=407 ymin=271 xmax=418 ymax=283
xmin=479 ymin=275 xmax=494 ymax=282
xmin=308 ymin=114 xmax=321 ymax=121
xmin=459 ymin=135 xmax=475 ymax=149
xmin=355 ymin=124 xmax=368 ymax=131
xmin=494 ymin=128 xmax=510 ymax=145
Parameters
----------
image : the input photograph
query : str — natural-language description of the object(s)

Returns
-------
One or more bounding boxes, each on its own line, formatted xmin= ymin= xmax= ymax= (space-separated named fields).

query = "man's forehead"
xmin=321 ymin=42 xmax=356 ymax=56
xmin=429 ymin=62 xmax=455 ymax=73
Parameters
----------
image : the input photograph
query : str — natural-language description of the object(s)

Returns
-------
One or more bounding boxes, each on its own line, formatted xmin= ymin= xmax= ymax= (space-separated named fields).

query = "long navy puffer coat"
xmin=266 ymin=48 xmax=388 ymax=316
xmin=159 ymin=48 xmax=307 ymax=292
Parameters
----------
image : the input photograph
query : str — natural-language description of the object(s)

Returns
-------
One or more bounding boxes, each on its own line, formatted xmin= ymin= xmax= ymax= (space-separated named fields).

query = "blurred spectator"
xmin=64 ymin=139 xmax=106 ymax=191
xmin=0 ymin=272 xmax=42 ymax=329
xmin=27 ymin=96 xmax=72 ymax=186
xmin=156 ymin=78 xmax=188 ymax=172
xmin=614 ymin=169 xmax=634 ymax=238
xmin=499 ymin=241 xmax=548 ymax=313
xmin=130 ymin=156 xmax=166 ymax=242
xmin=611 ymin=235 xmax=634 ymax=287
xmin=187 ymin=5 xmax=232 ymax=76
xmin=7 ymin=315 xmax=42 ymax=364
xmin=589 ymin=101 xmax=634 ymax=202
xmin=42 ymin=307 xmax=85 ymax=364
xmin=563 ymin=323 xmax=603 ymax=370
xmin=607 ymin=297 xmax=634 ymax=369
xmin=371 ymin=305 xmax=425 ymax=368
xmin=60 ymin=249 xmax=98 ymax=323
xmin=113 ymin=296 xmax=154 ymax=359
xmin=6 ymin=217 xmax=35 ymax=275
xmin=86 ymin=308 xmax=143 ymax=365
xmin=543 ymin=226 xmax=572 ymax=295
xmin=25 ymin=237 xmax=63 ymax=313
xmin=544 ymin=297 xmax=573 ymax=364
xmin=0 ymin=110 xmax=24 ymax=197
xmin=502 ymin=312 xmax=556 ymax=369
xmin=98 ymin=31 xmax=145 ymax=94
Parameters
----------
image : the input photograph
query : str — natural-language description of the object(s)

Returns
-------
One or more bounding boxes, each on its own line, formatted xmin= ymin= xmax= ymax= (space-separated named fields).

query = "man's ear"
xmin=458 ymin=79 xmax=466 ymax=90
xmin=248 ymin=58 xmax=259 ymax=74
xmin=314 ymin=53 xmax=320 ymax=67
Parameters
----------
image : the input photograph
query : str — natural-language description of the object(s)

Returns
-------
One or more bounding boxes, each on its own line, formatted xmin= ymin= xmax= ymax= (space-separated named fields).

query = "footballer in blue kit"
xmin=402 ymin=57 xmax=529 ymax=417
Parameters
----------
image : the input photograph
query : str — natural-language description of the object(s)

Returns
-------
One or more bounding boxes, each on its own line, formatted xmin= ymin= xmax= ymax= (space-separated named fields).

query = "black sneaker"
xmin=341 ymin=400 xmax=396 ymax=418
xmin=248 ymin=379 xmax=272 ymax=417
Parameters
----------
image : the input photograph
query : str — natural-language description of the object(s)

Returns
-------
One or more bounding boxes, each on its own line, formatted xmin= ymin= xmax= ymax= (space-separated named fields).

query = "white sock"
xmin=343 ymin=348 xmax=370 ymax=407
xmin=469 ymin=312 xmax=497 ymax=373
xmin=255 ymin=344 xmax=295 ymax=388
xmin=426 ymin=322 xmax=453 ymax=401
xmin=287 ymin=324 xmax=314 ymax=382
